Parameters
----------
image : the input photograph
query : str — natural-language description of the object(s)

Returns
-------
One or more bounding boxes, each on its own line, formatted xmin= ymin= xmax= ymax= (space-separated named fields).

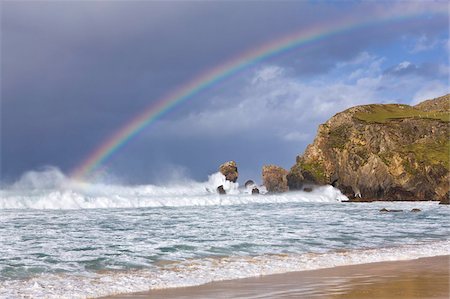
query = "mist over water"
xmin=1 ymin=167 xmax=449 ymax=298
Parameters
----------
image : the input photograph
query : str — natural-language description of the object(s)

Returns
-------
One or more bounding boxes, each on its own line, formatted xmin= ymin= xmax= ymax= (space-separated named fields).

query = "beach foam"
xmin=1 ymin=241 xmax=448 ymax=299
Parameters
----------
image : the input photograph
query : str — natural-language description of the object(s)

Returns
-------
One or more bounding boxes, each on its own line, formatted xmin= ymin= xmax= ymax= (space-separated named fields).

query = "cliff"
xmin=288 ymin=94 xmax=449 ymax=201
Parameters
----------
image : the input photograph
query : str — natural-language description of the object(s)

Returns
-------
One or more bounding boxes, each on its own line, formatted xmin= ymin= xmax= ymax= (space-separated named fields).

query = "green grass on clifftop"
xmin=354 ymin=104 xmax=449 ymax=123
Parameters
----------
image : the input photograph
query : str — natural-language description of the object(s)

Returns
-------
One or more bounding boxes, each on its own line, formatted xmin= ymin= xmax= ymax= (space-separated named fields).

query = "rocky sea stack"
xmin=288 ymin=94 xmax=450 ymax=202
xmin=219 ymin=161 xmax=238 ymax=183
xmin=262 ymin=165 xmax=289 ymax=193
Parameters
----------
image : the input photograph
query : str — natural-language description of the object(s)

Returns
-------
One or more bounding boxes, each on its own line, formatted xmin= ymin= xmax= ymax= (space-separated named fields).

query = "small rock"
xmin=379 ymin=208 xmax=403 ymax=212
xmin=245 ymin=180 xmax=255 ymax=188
xmin=303 ymin=187 xmax=313 ymax=192
xmin=217 ymin=185 xmax=226 ymax=195
xmin=411 ymin=208 xmax=421 ymax=212
xmin=251 ymin=187 xmax=260 ymax=195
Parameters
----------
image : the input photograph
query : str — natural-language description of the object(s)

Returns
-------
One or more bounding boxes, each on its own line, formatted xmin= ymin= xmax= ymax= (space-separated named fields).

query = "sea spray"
xmin=0 ymin=168 xmax=345 ymax=210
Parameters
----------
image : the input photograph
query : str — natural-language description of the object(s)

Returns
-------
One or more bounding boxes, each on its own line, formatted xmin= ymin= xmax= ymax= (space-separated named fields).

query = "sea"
xmin=1 ymin=168 xmax=449 ymax=298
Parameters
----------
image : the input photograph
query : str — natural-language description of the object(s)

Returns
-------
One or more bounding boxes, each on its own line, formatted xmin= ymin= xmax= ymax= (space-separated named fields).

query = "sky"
xmin=1 ymin=0 xmax=449 ymax=185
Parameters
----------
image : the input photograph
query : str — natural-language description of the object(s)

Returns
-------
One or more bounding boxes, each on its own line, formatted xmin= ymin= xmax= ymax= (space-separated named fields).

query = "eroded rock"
xmin=219 ymin=161 xmax=238 ymax=183
xmin=262 ymin=165 xmax=289 ymax=193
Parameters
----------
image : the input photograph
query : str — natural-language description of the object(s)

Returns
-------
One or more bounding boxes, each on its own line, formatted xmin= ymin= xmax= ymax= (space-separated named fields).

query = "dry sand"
xmin=102 ymin=255 xmax=449 ymax=299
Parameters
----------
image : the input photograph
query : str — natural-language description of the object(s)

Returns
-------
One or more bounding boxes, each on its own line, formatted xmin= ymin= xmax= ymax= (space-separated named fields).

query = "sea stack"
xmin=219 ymin=161 xmax=239 ymax=183
xmin=262 ymin=165 xmax=289 ymax=193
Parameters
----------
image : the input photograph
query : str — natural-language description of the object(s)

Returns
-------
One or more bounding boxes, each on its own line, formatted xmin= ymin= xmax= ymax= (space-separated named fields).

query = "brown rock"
xmin=286 ymin=163 xmax=304 ymax=190
xmin=262 ymin=165 xmax=289 ymax=193
xmin=414 ymin=94 xmax=449 ymax=112
xmin=411 ymin=208 xmax=421 ymax=212
xmin=219 ymin=161 xmax=238 ymax=183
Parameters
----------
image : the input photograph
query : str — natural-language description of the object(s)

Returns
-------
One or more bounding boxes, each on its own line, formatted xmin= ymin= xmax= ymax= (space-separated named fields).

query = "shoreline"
xmin=102 ymin=255 xmax=449 ymax=299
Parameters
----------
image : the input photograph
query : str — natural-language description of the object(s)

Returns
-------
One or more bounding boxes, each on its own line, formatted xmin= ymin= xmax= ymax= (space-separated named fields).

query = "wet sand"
xmin=102 ymin=255 xmax=449 ymax=299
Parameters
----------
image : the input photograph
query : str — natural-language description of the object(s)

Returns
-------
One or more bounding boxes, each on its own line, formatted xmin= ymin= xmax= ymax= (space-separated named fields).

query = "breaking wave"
xmin=0 ymin=167 xmax=347 ymax=210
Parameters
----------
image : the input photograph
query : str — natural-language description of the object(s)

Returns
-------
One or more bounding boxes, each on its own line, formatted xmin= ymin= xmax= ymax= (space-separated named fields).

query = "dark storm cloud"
xmin=1 ymin=1 xmax=448 ymax=183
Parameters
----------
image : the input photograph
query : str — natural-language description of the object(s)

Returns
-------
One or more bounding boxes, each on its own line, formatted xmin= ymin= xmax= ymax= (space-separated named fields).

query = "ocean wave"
xmin=1 ymin=240 xmax=448 ymax=299
xmin=0 ymin=168 xmax=346 ymax=210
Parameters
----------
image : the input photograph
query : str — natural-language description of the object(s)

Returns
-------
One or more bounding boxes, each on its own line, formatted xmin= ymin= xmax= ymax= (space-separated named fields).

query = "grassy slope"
xmin=354 ymin=104 xmax=449 ymax=123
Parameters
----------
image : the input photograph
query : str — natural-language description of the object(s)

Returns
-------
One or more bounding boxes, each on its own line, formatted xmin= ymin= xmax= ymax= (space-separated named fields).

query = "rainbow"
xmin=71 ymin=7 xmax=446 ymax=181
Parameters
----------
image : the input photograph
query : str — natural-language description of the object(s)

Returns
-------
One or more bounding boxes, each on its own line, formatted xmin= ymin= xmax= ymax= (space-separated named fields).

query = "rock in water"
xmin=288 ymin=94 xmax=449 ymax=201
xmin=251 ymin=187 xmax=260 ymax=194
xmin=262 ymin=165 xmax=289 ymax=193
xmin=219 ymin=161 xmax=238 ymax=183
xmin=411 ymin=208 xmax=421 ymax=212
xmin=286 ymin=163 xmax=304 ymax=190
xmin=380 ymin=208 xmax=403 ymax=212
xmin=439 ymin=195 xmax=449 ymax=205
xmin=245 ymin=180 xmax=255 ymax=188
xmin=217 ymin=185 xmax=226 ymax=195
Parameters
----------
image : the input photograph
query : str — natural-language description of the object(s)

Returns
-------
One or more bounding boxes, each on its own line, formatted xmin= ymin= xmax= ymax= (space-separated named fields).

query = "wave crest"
xmin=0 ymin=167 xmax=346 ymax=209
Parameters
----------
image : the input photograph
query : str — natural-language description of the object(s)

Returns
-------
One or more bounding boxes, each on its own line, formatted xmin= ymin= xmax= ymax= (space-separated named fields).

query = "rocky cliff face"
xmin=288 ymin=94 xmax=449 ymax=201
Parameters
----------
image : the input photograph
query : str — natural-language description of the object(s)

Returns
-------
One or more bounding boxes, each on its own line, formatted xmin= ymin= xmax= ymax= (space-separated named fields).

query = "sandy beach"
xmin=103 ymin=255 xmax=449 ymax=299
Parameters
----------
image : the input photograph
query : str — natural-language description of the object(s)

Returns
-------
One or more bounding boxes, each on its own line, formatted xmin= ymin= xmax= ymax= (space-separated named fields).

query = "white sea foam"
xmin=0 ymin=240 xmax=448 ymax=299
xmin=0 ymin=168 xmax=346 ymax=209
